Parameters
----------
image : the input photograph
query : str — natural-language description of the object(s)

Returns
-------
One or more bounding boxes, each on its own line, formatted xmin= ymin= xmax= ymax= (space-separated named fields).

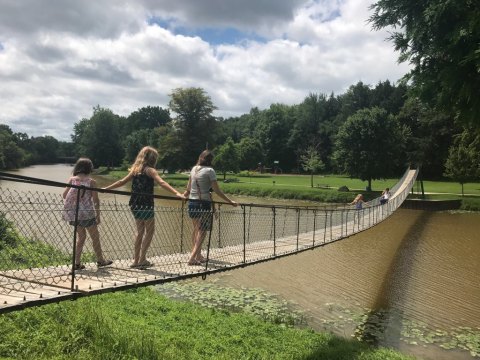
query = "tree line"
xmin=1 ymin=81 xmax=478 ymax=189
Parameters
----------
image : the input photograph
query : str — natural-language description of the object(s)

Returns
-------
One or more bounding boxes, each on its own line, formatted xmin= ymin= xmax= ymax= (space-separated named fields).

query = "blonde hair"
xmin=129 ymin=146 xmax=158 ymax=175
xmin=353 ymin=194 xmax=363 ymax=203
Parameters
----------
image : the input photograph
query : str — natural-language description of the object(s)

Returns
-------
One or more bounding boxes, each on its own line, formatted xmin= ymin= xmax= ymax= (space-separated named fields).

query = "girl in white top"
xmin=184 ymin=150 xmax=237 ymax=265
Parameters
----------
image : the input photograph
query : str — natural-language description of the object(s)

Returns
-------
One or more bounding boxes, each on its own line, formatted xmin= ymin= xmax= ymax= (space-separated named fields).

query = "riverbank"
xmin=0 ymin=287 xmax=415 ymax=360
xmin=103 ymin=169 xmax=480 ymax=211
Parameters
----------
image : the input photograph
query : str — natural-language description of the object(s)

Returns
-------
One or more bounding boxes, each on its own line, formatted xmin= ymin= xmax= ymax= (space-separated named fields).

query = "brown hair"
xmin=196 ymin=150 xmax=214 ymax=166
xmin=130 ymin=146 xmax=158 ymax=175
xmin=73 ymin=158 xmax=93 ymax=175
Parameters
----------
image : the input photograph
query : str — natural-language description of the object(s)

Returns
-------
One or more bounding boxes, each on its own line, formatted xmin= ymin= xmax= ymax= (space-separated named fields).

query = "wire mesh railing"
xmin=0 ymin=168 xmax=418 ymax=312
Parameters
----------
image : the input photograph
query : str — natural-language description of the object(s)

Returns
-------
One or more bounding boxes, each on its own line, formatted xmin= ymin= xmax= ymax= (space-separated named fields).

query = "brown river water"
xmin=2 ymin=164 xmax=479 ymax=360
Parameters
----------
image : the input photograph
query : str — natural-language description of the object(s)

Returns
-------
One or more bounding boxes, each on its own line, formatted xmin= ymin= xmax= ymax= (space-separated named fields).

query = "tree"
xmin=300 ymin=147 xmax=325 ymax=188
xmin=333 ymin=107 xmax=408 ymax=190
xmin=213 ymin=138 xmax=239 ymax=180
xmin=369 ymin=0 xmax=480 ymax=127
xmin=396 ymin=98 xmax=457 ymax=179
xmin=444 ymin=128 xmax=480 ymax=196
xmin=73 ymin=107 xmax=124 ymax=167
xmin=0 ymin=130 xmax=25 ymax=169
xmin=169 ymin=88 xmax=218 ymax=169
xmin=255 ymin=104 xmax=296 ymax=172
xmin=121 ymin=106 xmax=170 ymax=137
xmin=236 ymin=137 xmax=264 ymax=171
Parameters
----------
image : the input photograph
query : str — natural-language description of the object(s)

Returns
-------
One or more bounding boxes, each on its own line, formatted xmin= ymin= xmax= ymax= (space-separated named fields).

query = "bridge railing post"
xmin=296 ymin=208 xmax=300 ymax=251
xmin=272 ymin=207 xmax=276 ymax=257
xmin=242 ymin=205 xmax=246 ymax=264
xmin=217 ymin=203 xmax=222 ymax=248
xmin=70 ymin=185 xmax=82 ymax=292
xmin=180 ymin=201 xmax=185 ymax=253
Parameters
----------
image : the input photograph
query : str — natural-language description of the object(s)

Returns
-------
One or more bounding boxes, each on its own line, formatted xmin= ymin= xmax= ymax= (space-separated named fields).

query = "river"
xmin=2 ymin=164 xmax=479 ymax=360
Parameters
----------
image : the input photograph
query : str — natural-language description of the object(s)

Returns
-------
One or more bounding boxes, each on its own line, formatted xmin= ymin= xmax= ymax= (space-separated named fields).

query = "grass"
xmin=104 ymin=170 xmax=480 ymax=206
xmin=0 ymin=287 xmax=415 ymax=360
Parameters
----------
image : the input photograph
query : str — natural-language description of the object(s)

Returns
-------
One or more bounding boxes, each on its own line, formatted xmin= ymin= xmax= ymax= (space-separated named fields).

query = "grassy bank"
xmin=103 ymin=170 xmax=480 ymax=209
xmin=0 ymin=287 xmax=414 ymax=360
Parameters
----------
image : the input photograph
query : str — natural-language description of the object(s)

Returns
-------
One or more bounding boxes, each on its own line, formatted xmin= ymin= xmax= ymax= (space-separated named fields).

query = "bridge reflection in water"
xmin=0 ymin=169 xmax=417 ymax=313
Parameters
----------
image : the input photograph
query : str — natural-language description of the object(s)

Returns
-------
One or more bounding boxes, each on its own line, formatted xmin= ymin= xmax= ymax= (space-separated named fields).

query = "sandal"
xmin=74 ymin=263 xmax=85 ymax=270
xmin=187 ymin=260 xmax=202 ymax=266
xmin=137 ymin=260 xmax=152 ymax=269
xmin=97 ymin=260 xmax=113 ymax=267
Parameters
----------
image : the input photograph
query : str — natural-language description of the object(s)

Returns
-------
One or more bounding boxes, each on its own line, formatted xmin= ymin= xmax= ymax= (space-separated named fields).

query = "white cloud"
xmin=0 ymin=0 xmax=409 ymax=141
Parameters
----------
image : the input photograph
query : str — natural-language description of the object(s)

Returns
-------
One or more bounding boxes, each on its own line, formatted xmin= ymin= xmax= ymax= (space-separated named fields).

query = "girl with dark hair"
xmin=184 ymin=150 xmax=238 ymax=266
xmin=63 ymin=158 xmax=112 ymax=270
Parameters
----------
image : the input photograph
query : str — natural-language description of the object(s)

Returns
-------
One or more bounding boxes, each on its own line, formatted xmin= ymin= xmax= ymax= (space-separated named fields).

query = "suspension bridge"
xmin=0 ymin=168 xmax=418 ymax=313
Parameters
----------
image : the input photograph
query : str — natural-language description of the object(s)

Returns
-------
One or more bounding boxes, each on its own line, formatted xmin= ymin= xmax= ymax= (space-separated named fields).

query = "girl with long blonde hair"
xmin=104 ymin=146 xmax=185 ymax=268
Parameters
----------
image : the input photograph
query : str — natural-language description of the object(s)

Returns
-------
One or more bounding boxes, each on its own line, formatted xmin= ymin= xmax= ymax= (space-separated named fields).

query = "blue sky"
xmin=0 ymin=0 xmax=409 ymax=140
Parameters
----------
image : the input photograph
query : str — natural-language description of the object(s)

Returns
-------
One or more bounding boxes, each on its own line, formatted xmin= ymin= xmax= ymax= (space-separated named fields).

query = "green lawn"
xmin=161 ymin=172 xmax=480 ymax=196
xmin=104 ymin=170 xmax=480 ymax=204
xmin=0 ymin=287 xmax=415 ymax=360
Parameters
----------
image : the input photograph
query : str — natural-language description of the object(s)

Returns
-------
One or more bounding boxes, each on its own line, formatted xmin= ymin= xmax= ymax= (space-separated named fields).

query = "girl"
xmin=184 ymin=150 xmax=237 ymax=266
xmin=63 ymin=158 xmax=112 ymax=270
xmin=103 ymin=146 xmax=185 ymax=268
xmin=350 ymin=194 xmax=366 ymax=209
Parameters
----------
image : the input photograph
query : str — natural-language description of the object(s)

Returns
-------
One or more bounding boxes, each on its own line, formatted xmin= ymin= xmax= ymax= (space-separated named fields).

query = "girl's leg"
xmin=75 ymin=227 xmax=87 ymax=265
xmin=188 ymin=219 xmax=206 ymax=264
xmin=86 ymin=225 xmax=105 ymax=263
xmin=133 ymin=220 xmax=145 ymax=265
xmin=138 ymin=218 xmax=154 ymax=264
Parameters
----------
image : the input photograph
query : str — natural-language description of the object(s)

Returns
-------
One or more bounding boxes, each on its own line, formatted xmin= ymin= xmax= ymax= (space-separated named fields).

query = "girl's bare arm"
xmin=103 ymin=172 xmax=133 ymax=190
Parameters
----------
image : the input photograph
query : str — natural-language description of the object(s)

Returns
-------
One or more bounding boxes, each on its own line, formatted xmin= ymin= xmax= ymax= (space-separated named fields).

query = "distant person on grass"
xmin=103 ymin=146 xmax=185 ymax=269
xmin=63 ymin=158 xmax=112 ymax=270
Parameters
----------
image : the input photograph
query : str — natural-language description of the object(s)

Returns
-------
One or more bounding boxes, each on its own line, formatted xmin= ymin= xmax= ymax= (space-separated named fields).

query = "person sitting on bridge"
xmin=380 ymin=188 xmax=391 ymax=205
xmin=103 ymin=146 xmax=185 ymax=269
xmin=63 ymin=157 xmax=112 ymax=270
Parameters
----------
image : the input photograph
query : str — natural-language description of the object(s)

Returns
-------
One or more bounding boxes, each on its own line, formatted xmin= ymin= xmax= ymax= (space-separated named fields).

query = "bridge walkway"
xmin=0 ymin=168 xmax=418 ymax=312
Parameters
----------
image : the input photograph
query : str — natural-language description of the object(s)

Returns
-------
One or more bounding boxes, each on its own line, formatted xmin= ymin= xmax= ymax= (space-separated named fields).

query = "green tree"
xmin=333 ymin=107 xmax=408 ymax=190
xmin=444 ymin=128 xmax=480 ymax=196
xmin=300 ymin=146 xmax=325 ymax=188
xmin=255 ymin=104 xmax=296 ymax=172
xmin=169 ymin=88 xmax=217 ymax=169
xmin=121 ymin=106 xmax=170 ymax=138
xmin=74 ymin=107 xmax=124 ymax=167
xmin=369 ymin=0 xmax=480 ymax=127
xmin=236 ymin=137 xmax=264 ymax=171
xmin=28 ymin=136 xmax=59 ymax=163
xmin=396 ymin=98 xmax=457 ymax=179
xmin=0 ymin=125 xmax=25 ymax=169
xmin=213 ymin=138 xmax=239 ymax=180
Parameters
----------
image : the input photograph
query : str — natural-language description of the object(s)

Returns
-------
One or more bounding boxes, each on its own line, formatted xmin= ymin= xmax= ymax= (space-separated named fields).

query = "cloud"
xmin=0 ymin=0 xmax=409 ymax=141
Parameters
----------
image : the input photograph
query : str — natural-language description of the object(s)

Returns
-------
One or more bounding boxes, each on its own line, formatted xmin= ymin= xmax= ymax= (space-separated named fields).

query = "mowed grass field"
xmin=161 ymin=172 xmax=480 ymax=196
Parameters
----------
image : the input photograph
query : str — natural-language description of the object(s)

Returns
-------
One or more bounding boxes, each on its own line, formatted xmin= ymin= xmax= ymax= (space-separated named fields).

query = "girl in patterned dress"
xmin=63 ymin=158 xmax=112 ymax=270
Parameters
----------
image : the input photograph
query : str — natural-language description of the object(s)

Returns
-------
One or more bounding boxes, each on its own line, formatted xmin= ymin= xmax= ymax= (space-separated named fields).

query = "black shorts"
xmin=69 ymin=218 xmax=97 ymax=228
xmin=188 ymin=200 xmax=213 ymax=231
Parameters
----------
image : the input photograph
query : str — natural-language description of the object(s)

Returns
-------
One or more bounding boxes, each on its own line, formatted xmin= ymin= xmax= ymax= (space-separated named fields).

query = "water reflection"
xmin=207 ymin=210 xmax=480 ymax=360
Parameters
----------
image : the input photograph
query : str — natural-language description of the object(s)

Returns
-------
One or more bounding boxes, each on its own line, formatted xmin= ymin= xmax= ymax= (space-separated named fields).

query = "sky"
xmin=0 ymin=0 xmax=409 ymax=141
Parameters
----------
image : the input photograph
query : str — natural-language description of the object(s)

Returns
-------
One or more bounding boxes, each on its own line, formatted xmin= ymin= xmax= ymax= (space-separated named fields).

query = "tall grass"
xmin=0 ymin=288 xmax=415 ymax=360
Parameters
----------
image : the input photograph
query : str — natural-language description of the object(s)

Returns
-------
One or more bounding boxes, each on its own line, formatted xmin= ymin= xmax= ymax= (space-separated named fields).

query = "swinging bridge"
xmin=0 ymin=168 xmax=418 ymax=313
